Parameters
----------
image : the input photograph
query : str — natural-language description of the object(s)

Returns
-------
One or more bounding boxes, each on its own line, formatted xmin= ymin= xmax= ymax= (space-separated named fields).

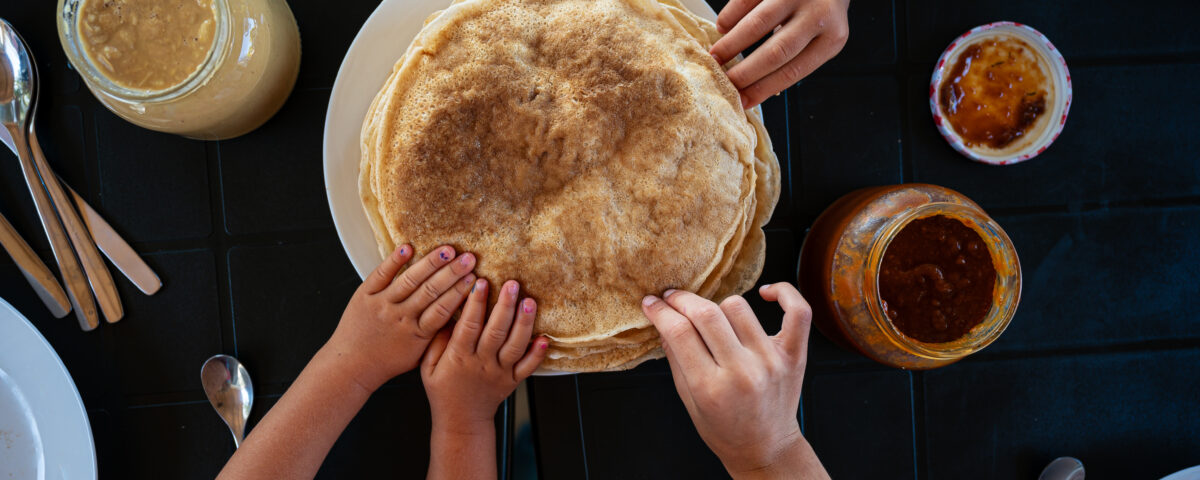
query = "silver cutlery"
xmin=0 ymin=211 xmax=70 ymax=317
xmin=202 ymin=355 xmax=254 ymax=449
xmin=28 ymin=76 xmax=123 ymax=323
xmin=0 ymin=18 xmax=98 ymax=330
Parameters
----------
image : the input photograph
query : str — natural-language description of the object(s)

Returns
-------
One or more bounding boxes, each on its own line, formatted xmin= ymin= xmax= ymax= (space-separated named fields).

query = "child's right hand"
xmin=641 ymin=283 xmax=829 ymax=479
xmin=421 ymin=279 xmax=549 ymax=432
xmin=324 ymin=244 xmax=478 ymax=393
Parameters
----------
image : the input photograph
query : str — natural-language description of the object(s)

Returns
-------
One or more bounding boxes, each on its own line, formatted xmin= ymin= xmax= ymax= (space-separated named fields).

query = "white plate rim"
xmin=0 ymin=298 xmax=97 ymax=480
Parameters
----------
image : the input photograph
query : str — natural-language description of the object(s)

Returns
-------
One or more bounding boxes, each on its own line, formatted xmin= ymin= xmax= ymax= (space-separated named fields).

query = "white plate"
xmin=0 ymin=298 xmax=96 ymax=480
xmin=323 ymin=0 xmax=720 ymax=280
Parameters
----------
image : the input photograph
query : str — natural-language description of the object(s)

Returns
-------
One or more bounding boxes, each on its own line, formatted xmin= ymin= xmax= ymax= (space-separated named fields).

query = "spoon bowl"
xmin=0 ymin=18 xmax=35 ymax=135
xmin=201 ymin=354 xmax=254 ymax=449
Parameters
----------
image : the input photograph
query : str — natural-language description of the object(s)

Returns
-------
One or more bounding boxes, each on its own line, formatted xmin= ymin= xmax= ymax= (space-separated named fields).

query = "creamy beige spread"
xmin=78 ymin=0 xmax=217 ymax=90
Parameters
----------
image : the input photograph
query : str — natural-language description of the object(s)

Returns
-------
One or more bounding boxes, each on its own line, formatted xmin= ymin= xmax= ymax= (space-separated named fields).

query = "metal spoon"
xmin=0 ymin=18 xmax=98 ymax=330
xmin=201 ymin=354 xmax=254 ymax=449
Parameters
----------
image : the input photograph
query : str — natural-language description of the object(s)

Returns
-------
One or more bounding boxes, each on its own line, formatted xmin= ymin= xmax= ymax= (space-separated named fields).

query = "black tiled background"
xmin=1 ymin=1 xmax=1198 ymax=479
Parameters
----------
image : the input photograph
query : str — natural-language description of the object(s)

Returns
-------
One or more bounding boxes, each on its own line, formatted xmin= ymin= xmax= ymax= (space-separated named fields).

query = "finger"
xmin=709 ymin=0 xmax=791 ymax=66
xmin=642 ymin=294 xmax=715 ymax=371
xmin=500 ymin=297 xmax=537 ymax=366
xmin=449 ymin=278 xmax=489 ymax=354
xmin=662 ymin=290 xmax=745 ymax=366
xmin=513 ymin=336 xmax=550 ymax=380
xmin=660 ymin=340 xmax=698 ymax=412
xmin=759 ymin=283 xmax=814 ymax=359
xmin=718 ymin=295 xmax=771 ymax=351
xmin=385 ymin=245 xmax=458 ymax=301
xmin=421 ymin=328 xmax=452 ymax=377
xmin=725 ymin=15 xmax=818 ymax=90
xmin=480 ymin=280 xmax=521 ymax=356
xmin=739 ymin=31 xmax=847 ymax=108
xmin=417 ymin=273 xmax=476 ymax=335
xmin=715 ymin=0 xmax=764 ymax=35
xmin=364 ymin=245 xmax=413 ymax=294
xmin=396 ymin=252 xmax=476 ymax=309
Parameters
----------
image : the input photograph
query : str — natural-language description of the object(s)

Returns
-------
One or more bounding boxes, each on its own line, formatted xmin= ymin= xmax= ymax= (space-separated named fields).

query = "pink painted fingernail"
xmin=507 ymin=281 xmax=519 ymax=295
xmin=642 ymin=295 xmax=657 ymax=306
xmin=523 ymin=299 xmax=535 ymax=314
xmin=460 ymin=253 xmax=474 ymax=266
xmin=539 ymin=341 xmax=549 ymax=350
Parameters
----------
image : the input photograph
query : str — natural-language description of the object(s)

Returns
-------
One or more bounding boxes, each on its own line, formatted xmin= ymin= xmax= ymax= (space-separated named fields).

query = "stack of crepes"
xmin=359 ymin=0 xmax=780 ymax=372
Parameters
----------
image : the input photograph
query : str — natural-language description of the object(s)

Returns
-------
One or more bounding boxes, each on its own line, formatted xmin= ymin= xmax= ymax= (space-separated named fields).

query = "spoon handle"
xmin=29 ymin=130 xmax=124 ymax=323
xmin=0 ymin=211 xmax=70 ymax=317
xmin=5 ymin=126 xmax=99 ymax=330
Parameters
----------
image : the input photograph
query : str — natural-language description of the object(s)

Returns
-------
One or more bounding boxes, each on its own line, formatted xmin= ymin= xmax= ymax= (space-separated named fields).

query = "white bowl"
xmin=929 ymin=21 xmax=1072 ymax=165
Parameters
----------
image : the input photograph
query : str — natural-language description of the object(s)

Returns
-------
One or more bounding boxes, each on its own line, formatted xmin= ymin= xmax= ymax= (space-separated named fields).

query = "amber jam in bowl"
xmin=797 ymin=184 xmax=1021 ymax=369
xmin=930 ymin=22 xmax=1071 ymax=165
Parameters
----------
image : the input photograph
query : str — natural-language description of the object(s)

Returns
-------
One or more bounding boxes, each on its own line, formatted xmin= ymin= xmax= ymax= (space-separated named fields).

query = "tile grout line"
xmin=573 ymin=375 xmax=591 ymax=480
xmin=208 ymin=139 xmax=239 ymax=358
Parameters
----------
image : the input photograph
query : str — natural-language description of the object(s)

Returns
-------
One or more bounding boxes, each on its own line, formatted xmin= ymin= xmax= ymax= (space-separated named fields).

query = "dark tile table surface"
xmin=1 ymin=1 xmax=1198 ymax=479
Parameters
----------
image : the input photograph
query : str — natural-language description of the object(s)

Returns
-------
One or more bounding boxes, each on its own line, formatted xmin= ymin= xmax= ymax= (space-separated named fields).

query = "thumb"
xmin=421 ymin=328 xmax=452 ymax=377
xmin=759 ymin=282 xmax=813 ymax=360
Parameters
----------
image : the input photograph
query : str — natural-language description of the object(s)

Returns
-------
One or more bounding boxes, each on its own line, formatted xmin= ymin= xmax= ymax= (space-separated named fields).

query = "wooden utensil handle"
xmin=0 ymin=212 xmax=70 ymax=317
xmin=29 ymin=130 xmax=124 ymax=323
xmin=6 ymin=126 xmax=98 ymax=330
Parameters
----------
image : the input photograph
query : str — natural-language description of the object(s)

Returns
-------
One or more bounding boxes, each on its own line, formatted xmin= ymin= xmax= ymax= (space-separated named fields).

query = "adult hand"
xmin=709 ymin=0 xmax=851 ymax=108
xmin=641 ymin=283 xmax=829 ymax=479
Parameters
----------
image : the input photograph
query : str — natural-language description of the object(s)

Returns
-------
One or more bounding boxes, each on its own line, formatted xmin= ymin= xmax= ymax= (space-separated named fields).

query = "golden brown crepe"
xmin=360 ymin=0 xmax=780 ymax=372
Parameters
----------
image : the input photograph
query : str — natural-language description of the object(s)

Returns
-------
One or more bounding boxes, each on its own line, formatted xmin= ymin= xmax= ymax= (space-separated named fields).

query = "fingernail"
xmin=398 ymin=245 xmax=408 ymax=256
xmin=642 ymin=295 xmax=657 ymax=306
xmin=463 ymin=274 xmax=474 ymax=286
xmin=759 ymin=284 xmax=769 ymax=292
xmin=664 ymin=289 xmax=678 ymax=298
xmin=460 ymin=253 xmax=474 ymax=266
xmin=507 ymin=281 xmax=519 ymax=295
xmin=522 ymin=299 xmax=535 ymax=314
xmin=740 ymin=95 xmax=750 ymax=110
xmin=439 ymin=249 xmax=450 ymax=261
xmin=473 ymin=279 xmax=486 ymax=293
xmin=539 ymin=340 xmax=549 ymax=350
xmin=710 ymin=53 xmax=720 ymax=64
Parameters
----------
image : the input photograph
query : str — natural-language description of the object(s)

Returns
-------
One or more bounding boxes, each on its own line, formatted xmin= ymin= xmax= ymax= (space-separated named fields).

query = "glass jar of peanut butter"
xmin=57 ymin=0 xmax=301 ymax=140
xmin=797 ymin=184 xmax=1021 ymax=369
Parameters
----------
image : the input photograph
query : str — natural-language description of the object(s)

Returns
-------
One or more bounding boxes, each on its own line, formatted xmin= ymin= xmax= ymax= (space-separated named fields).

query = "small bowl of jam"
xmin=930 ymin=22 xmax=1072 ymax=165
xmin=798 ymin=184 xmax=1021 ymax=369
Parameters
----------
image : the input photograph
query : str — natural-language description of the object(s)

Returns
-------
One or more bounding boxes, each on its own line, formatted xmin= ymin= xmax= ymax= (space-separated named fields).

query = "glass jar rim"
xmin=864 ymin=202 xmax=1022 ymax=360
xmin=56 ymin=0 xmax=231 ymax=103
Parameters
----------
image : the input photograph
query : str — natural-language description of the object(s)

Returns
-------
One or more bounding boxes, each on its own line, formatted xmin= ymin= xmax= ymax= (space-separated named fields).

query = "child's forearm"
xmin=427 ymin=417 xmax=497 ymax=480
xmin=217 ymin=344 xmax=375 ymax=480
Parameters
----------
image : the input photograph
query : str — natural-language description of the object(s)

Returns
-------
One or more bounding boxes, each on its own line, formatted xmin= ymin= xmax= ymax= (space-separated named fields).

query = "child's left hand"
xmin=421 ymin=279 xmax=549 ymax=431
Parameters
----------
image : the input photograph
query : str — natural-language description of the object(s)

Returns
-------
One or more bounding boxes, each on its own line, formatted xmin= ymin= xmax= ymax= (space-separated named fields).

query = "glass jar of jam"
xmin=797 ymin=184 xmax=1021 ymax=369
xmin=56 ymin=0 xmax=301 ymax=140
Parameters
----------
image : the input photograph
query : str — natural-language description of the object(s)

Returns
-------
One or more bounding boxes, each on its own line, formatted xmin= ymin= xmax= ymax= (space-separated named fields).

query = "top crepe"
xmin=361 ymin=0 xmax=775 ymax=369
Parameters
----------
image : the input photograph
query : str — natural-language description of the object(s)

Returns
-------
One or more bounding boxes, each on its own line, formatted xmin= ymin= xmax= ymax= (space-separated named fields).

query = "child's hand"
xmin=421 ymin=279 xmax=549 ymax=431
xmin=641 ymin=283 xmax=829 ymax=479
xmin=325 ymin=244 xmax=478 ymax=393
xmin=710 ymin=0 xmax=851 ymax=108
